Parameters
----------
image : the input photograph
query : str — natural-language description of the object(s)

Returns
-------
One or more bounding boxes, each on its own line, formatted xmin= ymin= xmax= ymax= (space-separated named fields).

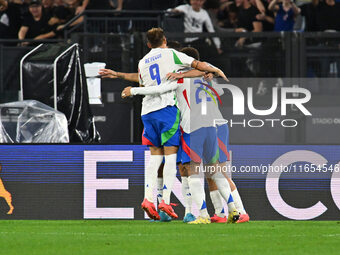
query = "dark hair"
xmin=29 ymin=0 xmax=42 ymax=7
xmin=228 ymin=3 xmax=238 ymax=14
xmin=146 ymin=28 xmax=165 ymax=48
xmin=204 ymin=0 xmax=220 ymax=9
xmin=53 ymin=6 xmax=72 ymax=20
xmin=167 ymin=40 xmax=182 ymax=51
xmin=180 ymin=47 xmax=200 ymax=61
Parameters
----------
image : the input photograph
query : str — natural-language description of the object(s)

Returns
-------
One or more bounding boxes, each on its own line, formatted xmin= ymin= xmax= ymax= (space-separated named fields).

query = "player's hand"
xmin=217 ymin=48 xmax=223 ymax=55
xmin=215 ymin=69 xmax=230 ymax=82
xmin=99 ymin=69 xmax=118 ymax=79
xmin=166 ymin=72 xmax=183 ymax=80
xmin=121 ymin=87 xmax=132 ymax=98
xmin=203 ymin=73 xmax=214 ymax=82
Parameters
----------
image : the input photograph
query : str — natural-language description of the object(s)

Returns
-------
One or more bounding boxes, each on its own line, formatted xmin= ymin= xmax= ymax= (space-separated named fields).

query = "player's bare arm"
xmin=166 ymin=69 xmax=214 ymax=82
xmin=99 ymin=69 xmax=139 ymax=83
xmin=166 ymin=69 xmax=205 ymax=80
xmin=191 ymin=60 xmax=229 ymax=82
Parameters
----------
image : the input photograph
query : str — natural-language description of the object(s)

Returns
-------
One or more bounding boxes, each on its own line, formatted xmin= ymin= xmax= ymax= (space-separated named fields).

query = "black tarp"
xmin=22 ymin=43 xmax=100 ymax=142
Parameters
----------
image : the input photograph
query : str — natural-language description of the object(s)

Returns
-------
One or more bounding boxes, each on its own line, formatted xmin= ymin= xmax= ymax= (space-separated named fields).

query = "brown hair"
xmin=146 ymin=28 xmax=165 ymax=48
xmin=180 ymin=47 xmax=200 ymax=61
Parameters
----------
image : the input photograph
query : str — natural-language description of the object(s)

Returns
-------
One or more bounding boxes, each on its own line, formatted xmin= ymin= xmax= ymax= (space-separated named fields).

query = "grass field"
xmin=0 ymin=220 xmax=339 ymax=254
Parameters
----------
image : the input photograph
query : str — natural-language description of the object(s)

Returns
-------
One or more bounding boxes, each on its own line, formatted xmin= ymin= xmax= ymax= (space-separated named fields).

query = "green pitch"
xmin=0 ymin=220 xmax=339 ymax=254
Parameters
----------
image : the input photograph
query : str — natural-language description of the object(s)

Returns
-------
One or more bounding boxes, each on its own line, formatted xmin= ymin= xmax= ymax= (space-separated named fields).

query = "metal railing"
xmin=300 ymin=32 xmax=340 ymax=78
xmin=0 ymin=39 xmax=65 ymax=102
xmin=1 ymin=32 xmax=339 ymax=96
xmin=62 ymin=10 xmax=184 ymax=38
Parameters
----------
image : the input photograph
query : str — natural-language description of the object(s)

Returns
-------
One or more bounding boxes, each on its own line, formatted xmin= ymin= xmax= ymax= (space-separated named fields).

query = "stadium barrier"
xmin=3 ymin=32 xmax=339 ymax=93
xmin=0 ymin=144 xmax=339 ymax=220
xmin=301 ymin=32 xmax=340 ymax=78
xmin=62 ymin=10 xmax=184 ymax=38
xmin=0 ymin=39 xmax=64 ymax=102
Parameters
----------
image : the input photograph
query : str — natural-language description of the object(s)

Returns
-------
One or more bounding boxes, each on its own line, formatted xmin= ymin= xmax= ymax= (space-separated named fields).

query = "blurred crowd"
xmin=209 ymin=0 xmax=340 ymax=32
xmin=0 ymin=0 xmax=124 ymax=41
xmin=0 ymin=0 xmax=339 ymax=43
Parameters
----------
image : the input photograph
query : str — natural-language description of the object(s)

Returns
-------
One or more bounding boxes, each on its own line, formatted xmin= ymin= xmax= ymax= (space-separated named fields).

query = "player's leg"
xmin=209 ymin=166 xmax=239 ymax=223
xmin=202 ymin=126 xmax=238 ymax=223
xmin=226 ymin=177 xmax=249 ymax=223
xmin=161 ymin=146 xmax=178 ymax=205
xmin=178 ymin=142 xmax=195 ymax=222
xmin=227 ymin=178 xmax=246 ymax=214
xmin=200 ymin=126 xmax=233 ymax=217
xmin=187 ymin=162 xmax=210 ymax=224
xmin=181 ymin=128 xmax=210 ymax=224
xmin=142 ymin=107 xmax=180 ymax=220
xmin=206 ymin=177 xmax=226 ymax=223
xmin=158 ymin=146 xmax=179 ymax=218
xmin=157 ymin=106 xmax=181 ymax=218
xmin=179 ymin=162 xmax=195 ymax=222
xmin=145 ymin=147 xmax=163 ymax=203
xmin=141 ymin=114 xmax=165 ymax=220
xmin=156 ymin=164 xmax=172 ymax=222
xmin=142 ymin=146 xmax=163 ymax=220
xmin=217 ymin=123 xmax=249 ymax=223
xmin=157 ymin=163 xmax=164 ymax=204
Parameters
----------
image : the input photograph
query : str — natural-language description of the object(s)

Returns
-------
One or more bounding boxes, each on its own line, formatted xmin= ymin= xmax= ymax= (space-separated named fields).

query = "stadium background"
xmin=0 ymin=0 xmax=340 ymax=221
